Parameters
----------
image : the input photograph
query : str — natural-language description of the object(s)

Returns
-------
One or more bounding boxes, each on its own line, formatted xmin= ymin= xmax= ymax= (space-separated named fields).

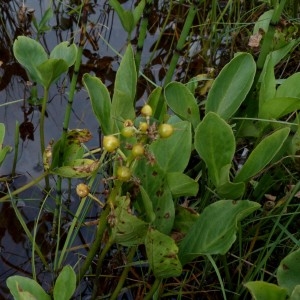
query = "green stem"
xmin=40 ymin=87 xmax=50 ymax=190
xmin=163 ymin=1 xmax=204 ymax=86
xmin=77 ymin=182 xmax=121 ymax=284
xmin=76 ymin=204 xmax=110 ymax=284
xmin=91 ymin=236 xmax=115 ymax=299
xmin=11 ymin=121 xmax=20 ymax=177
xmin=110 ymin=246 xmax=137 ymax=300
xmin=0 ymin=172 xmax=48 ymax=202
xmin=144 ymin=278 xmax=162 ymax=300
xmin=135 ymin=0 xmax=153 ymax=74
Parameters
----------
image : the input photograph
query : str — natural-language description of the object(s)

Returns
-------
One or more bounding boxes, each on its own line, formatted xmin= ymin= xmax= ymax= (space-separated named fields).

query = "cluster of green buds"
xmin=101 ymin=104 xmax=174 ymax=182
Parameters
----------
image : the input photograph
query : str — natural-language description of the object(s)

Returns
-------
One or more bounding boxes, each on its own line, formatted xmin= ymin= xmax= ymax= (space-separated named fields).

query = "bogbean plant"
xmin=4 ymin=1 xmax=300 ymax=300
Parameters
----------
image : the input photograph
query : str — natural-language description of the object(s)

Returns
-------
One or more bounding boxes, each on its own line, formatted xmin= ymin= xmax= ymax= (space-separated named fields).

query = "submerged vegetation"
xmin=1 ymin=0 xmax=300 ymax=299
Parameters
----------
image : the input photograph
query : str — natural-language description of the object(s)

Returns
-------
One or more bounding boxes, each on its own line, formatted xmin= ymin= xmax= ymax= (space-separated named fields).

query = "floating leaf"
xmin=179 ymin=200 xmax=260 ymax=265
xmin=145 ymin=228 xmax=182 ymax=279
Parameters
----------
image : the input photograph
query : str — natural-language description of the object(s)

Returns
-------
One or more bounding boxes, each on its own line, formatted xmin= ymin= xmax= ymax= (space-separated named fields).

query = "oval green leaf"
xmin=167 ymin=172 xmax=198 ymax=197
xmin=244 ymin=281 xmax=287 ymax=300
xmin=234 ymin=127 xmax=290 ymax=183
xmin=178 ymin=200 xmax=260 ymax=265
xmin=13 ymin=36 xmax=48 ymax=84
xmin=194 ymin=112 xmax=235 ymax=187
xmin=277 ymin=248 xmax=300 ymax=296
xmin=53 ymin=265 xmax=76 ymax=300
xmin=165 ymin=82 xmax=200 ymax=129
xmin=50 ymin=42 xmax=77 ymax=67
xmin=83 ymin=74 xmax=112 ymax=135
xmin=205 ymin=53 xmax=256 ymax=120
xmin=145 ymin=228 xmax=182 ymax=279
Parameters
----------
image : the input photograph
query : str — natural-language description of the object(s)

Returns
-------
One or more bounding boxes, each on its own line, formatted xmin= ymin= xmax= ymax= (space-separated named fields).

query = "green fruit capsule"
xmin=141 ymin=104 xmax=153 ymax=117
xmin=117 ymin=166 xmax=132 ymax=181
xmin=158 ymin=124 xmax=174 ymax=138
xmin=121 ymin=126 xmax=135 ymax=138
xmin=139 ymin=122 xmax=148 ymax=132
xmin=132 ymin=143 xmax=145 ymax=157
xmin=103 ymin=135 xmax=120 ymax=152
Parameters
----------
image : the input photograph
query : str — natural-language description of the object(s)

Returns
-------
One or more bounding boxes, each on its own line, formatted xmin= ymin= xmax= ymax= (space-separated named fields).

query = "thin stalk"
xmin=110 ymin=246 xmax=137 ymax=300
xmin=135 ymin=0 xmax=153 ymax=73
xmin=77 ymin=182 xmax=122 ymax=283
xmin=163 ymin=0 xmax=204 ymax=86
xmin=40 ymin=87 xmax=50 ymax=190
xmin=0 ymin=172 xmax=48 ymax=202
xmin=144 ymin=278 xmax=162 ymax=300
xmin=11 ymin=121 xmax=20 ymax=177
xmin=91 ymin=236 xmax=115 ymax=298
xmin=76 ymin=204 xmax=110 ymax=284
xmin=207 ymin=254 xmax=227 ymax=300
xmin=8 ymin=187 xmax=48 ymax=268
xmin=51 ymin=0 xmax=87 ymax=241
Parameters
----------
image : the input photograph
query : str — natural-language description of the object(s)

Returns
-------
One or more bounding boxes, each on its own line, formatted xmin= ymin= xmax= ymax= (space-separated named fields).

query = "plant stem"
xmin=110 ymin=246 xmax=137 ymax=300
xmin=40 ymin=87 xmax=50 ymax=190
xmin=0 ymin=172 xmax=48 ymax=202
xmin=76 ymin=204 xmax=110 ymax=284
xmin=163 ymin=1 xmax=204 ymax=86
xmin=144 ymin=278 xmax=162 ymax=300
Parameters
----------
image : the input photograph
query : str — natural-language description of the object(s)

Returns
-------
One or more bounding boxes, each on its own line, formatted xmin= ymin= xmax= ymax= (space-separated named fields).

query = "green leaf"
xmin=258 ymin=54 xmax=276 ymax=111
xmin=271 ymin=40 xmax=298 ymax=66
xmin=37 ymin=59 xmax=69 ymax=89
xmin=133 ymin=0 xmax=145 ymax=25
xmin=13 ymin=36 xmax=48 ymax=84
xmin=259 ymin=97 xmax=300 ymax=119
xmin=109 ymin=0 xmax=134 ymax=34
xmin=134 ymin=159 xmax=175 ymax=234
xmin=244 ymin=281 xmax=287 ymax=300
xmin=0 ymin=123 xmax=5 ymax=145
xmin=145 ymin=228 xmax=182 ymax=279
xmin=148 ymin=87 xmax=164 ymax=121
xmin=291 ymin=285 xmax=300 ymax=300
xmin=253 ymin=10 xmax=273 ymax=34
xmin=167 ymin=172 xmax=198 ymax=197
xmin=277 ymin=248 xmax=300 ymax=296
xmin=51 ymin=159 xmax=99 ymax=178
xmin=138 ymin=185 xmax=156 ymax=223
xmin=150 ymin=121 xmax=192 ymax=173
xmin=194 ymin=112 xmax=235 ymax=187
xmin=179 ymin=200 xmax=260 ymax=265
xmin=83 ymin=74 xmax=112 ymax=135
xmin=7 ymin=276 xmax=51 ymax=300
xmin=53 ymin=265 xmax=76 ymax=300
xmin=234 ymin=128 xmax=290 ymax=183
xmin=36 ymin=7 xmax=53 ymax=32
xmin=276 ymin=73 xmax=300 ymax=98
xmin=165 ymin=82 xmax=200 ymax=129
xmin=111 ymin=196 xmax=149 ymax=246
xmin=216 ymin=180 xmax=245 ymax=199
xmin=205 ymin=53 xmax=256 ymax=120
xmin=50 ymin=42 xmax=77 ymax=67
xmin=111 ymin=45 xmax=136 ymax=132
xmin=173 ymin=205 xmax=199 ymax=234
